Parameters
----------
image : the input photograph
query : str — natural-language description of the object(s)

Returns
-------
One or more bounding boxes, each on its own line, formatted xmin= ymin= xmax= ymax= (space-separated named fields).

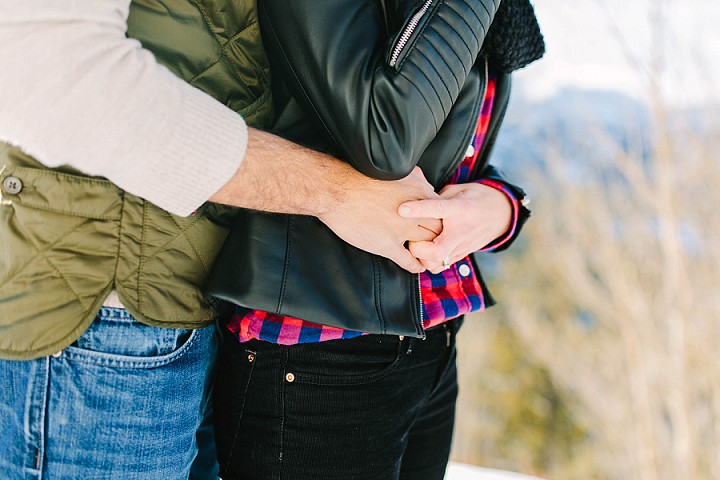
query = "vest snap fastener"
xmin=285 ymin=372 xmax=295 ymax=383
xmin=3 ymin=176 xmax=23 ymax=195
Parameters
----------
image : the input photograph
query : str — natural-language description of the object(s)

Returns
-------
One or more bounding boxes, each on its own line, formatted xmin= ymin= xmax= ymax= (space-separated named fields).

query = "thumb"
xmin=399 ymin=198 xmax=450 ymax=219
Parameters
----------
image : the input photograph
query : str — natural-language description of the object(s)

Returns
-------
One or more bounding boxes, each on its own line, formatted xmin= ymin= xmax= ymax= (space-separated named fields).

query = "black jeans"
xmin=213 ymin=319 xmax=462 ymax=480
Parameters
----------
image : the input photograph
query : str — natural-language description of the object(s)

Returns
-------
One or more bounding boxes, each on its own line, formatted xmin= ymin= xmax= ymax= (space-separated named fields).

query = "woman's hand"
xmin=399 ymin=182 xmax=513 ymax=274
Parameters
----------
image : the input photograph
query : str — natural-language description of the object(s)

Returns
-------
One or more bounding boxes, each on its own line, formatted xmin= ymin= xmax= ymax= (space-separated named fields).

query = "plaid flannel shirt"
xmin=227 ymin=76 xmax=521 ymax=344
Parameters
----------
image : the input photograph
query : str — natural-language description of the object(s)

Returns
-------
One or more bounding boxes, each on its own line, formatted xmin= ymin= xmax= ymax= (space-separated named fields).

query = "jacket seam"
xmin=277 ymin=216 xmax=293 ymax=313
xmin=372 ymin=256 xmax=386 ymax=334
xmin=259 ymin=1 xmax=341 ymax=151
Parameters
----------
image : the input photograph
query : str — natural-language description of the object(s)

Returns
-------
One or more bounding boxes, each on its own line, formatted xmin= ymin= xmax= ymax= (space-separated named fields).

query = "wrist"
xmin=476 ymin=178 xmax=520 ymax=251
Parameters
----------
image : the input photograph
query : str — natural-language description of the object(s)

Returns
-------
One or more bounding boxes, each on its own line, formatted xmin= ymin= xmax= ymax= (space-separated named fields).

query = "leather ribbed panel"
xmin=258 ymin=0 xmax=498 ymax=180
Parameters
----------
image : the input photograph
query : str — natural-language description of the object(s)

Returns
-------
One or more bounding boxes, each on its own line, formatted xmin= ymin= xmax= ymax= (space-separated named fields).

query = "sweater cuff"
xmin=111 ymin=86 xmax=248 ymax=217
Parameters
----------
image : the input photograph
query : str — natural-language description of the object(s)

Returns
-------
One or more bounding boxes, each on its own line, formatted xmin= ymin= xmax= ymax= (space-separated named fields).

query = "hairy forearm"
xmin=209 ymin=127 xmax=356 ymax=217
xmin=210 ymin=128 xmax=441 ymax=273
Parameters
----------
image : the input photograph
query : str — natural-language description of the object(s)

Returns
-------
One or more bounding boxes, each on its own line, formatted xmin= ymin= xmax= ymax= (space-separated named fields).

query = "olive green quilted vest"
xmin=0 ymin=0 xmax=273 ymax=360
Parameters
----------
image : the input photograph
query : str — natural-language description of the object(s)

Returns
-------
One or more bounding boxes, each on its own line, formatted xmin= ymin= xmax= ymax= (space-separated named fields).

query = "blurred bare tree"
xmin=451 ymin=2 xmax=720 ymax=479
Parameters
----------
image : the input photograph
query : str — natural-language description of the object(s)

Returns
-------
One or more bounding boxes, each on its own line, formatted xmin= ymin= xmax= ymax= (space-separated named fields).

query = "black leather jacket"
xmin=207 ymin=0 xmax=532 ymax=337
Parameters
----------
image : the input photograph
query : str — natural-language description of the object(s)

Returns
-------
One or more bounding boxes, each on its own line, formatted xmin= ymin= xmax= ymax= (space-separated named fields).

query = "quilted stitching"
xmin=0 ymin=215 xmax=94 ymax=307
xmin=1 ymin=0 xmax=270 ymax=358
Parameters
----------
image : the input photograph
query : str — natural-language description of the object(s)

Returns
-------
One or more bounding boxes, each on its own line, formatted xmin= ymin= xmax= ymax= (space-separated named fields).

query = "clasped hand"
xmin=319 ymin=167 xmax=511 ymax=274
xmin=398 ymin=181 xmax=513 ymax=274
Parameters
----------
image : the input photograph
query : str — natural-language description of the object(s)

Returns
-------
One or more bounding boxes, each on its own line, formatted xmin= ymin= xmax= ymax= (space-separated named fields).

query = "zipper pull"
xmin=388 ymin=0 xmax=434 ymax=68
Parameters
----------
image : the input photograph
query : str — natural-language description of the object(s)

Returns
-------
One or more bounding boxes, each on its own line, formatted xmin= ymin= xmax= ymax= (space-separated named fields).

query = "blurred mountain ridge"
xmin=493 ymin=86 xmax=719 ymax=183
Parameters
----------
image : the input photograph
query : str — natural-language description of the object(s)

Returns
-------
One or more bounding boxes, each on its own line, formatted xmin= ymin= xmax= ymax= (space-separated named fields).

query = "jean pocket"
xmin=289 ymin=335 xmax=404 ymax=386
xmin=63 ymin=307 xmax=201 ymax=368
xmin=213 ymin=344 xmax=257 ymax=469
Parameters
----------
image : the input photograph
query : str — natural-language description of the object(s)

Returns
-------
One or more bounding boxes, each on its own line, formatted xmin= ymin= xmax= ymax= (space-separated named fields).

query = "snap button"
xmin=465 ymin=144 xmax=475 ymax=158
xmin=51 ymin=350 xmax=63 ymax=358
xmin=399 ymin=335 xmax=405 ymax=341
xmin=285 ymin=372 xmax=295 ymax=383
xmin=247 ymin=353 xmax=255 ymax=363
xmin=458 ymin=264 xmax=471 ymax=277
xmin=3 ymin=176 xmax=23 ymax=195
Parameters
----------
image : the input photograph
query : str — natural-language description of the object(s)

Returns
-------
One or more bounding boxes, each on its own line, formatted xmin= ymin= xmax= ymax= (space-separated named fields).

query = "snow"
xmin=445 ymin=463 xmax=545 ymax=480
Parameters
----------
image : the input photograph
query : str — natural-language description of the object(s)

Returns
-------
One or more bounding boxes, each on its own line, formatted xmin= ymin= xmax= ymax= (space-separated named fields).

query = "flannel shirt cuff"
xmin=476 ymin=178 xmax=530 ymax=252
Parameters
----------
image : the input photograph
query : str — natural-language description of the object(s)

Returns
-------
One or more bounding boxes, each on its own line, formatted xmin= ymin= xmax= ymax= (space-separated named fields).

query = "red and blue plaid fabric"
xmin=227 ymin=310 xmax=364 ymax=345
xmin=227 ymin=75 xmax=520 ymax=344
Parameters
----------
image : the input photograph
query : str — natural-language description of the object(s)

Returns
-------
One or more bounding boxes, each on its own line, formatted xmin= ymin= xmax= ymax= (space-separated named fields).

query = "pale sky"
xmin=516 ymin=0 xmax=720 ymax=107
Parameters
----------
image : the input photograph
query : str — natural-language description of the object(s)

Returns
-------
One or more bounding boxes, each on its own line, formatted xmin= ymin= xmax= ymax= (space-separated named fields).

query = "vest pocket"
xmin=0 ymin=164 xmax=123 ymax=359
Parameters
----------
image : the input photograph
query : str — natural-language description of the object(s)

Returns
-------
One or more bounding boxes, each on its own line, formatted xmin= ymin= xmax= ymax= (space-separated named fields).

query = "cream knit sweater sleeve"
xmin=0 ymin=0 xmax=247 ymax=216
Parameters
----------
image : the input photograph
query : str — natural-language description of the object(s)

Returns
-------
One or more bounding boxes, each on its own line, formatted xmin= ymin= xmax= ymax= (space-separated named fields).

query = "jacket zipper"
xmin=412 ymin=59 xmax=490 ymax=337
xmin=415 ymin=273 xmax=425 ymax=337
xmin=389 ymin=0 xmax=433 ymax=68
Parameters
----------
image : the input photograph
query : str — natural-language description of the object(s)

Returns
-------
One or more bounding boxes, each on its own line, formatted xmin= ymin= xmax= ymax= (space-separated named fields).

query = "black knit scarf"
xmin=480 ymin=0 xmax=546 ymax=73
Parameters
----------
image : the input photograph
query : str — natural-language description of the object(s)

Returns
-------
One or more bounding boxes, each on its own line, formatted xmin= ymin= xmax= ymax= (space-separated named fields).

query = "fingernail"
xmin=399 ymin=205 xmax=410 ymax=216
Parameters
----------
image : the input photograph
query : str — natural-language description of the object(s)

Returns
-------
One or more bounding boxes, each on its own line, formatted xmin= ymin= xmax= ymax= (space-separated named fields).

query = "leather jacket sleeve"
xmin=257 ymin=0 xmax=500 ymax=180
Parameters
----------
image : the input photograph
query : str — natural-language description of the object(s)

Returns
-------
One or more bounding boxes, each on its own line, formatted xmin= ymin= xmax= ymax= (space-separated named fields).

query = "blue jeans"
xmin=213 ymin=319 xmax=461 ymax=480
xmin=0 ymin=307 xmax=220 ymax=479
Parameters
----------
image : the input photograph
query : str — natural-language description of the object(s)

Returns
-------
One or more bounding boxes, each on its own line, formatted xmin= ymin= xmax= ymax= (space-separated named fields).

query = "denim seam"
xmin=60 ymin=327 xmax=202 ymax=369
xmin=30 ymin=357 xmax=50 ymax=476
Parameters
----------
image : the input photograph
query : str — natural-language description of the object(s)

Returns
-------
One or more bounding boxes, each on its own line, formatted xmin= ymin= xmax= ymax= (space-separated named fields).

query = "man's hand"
xmin=210 ymin=128 xmax=440 ymax=273
xmin=398 ymin=182 xmax=512 ymax=273
xmin=318 ymin=167 xmax=441 ymax=273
